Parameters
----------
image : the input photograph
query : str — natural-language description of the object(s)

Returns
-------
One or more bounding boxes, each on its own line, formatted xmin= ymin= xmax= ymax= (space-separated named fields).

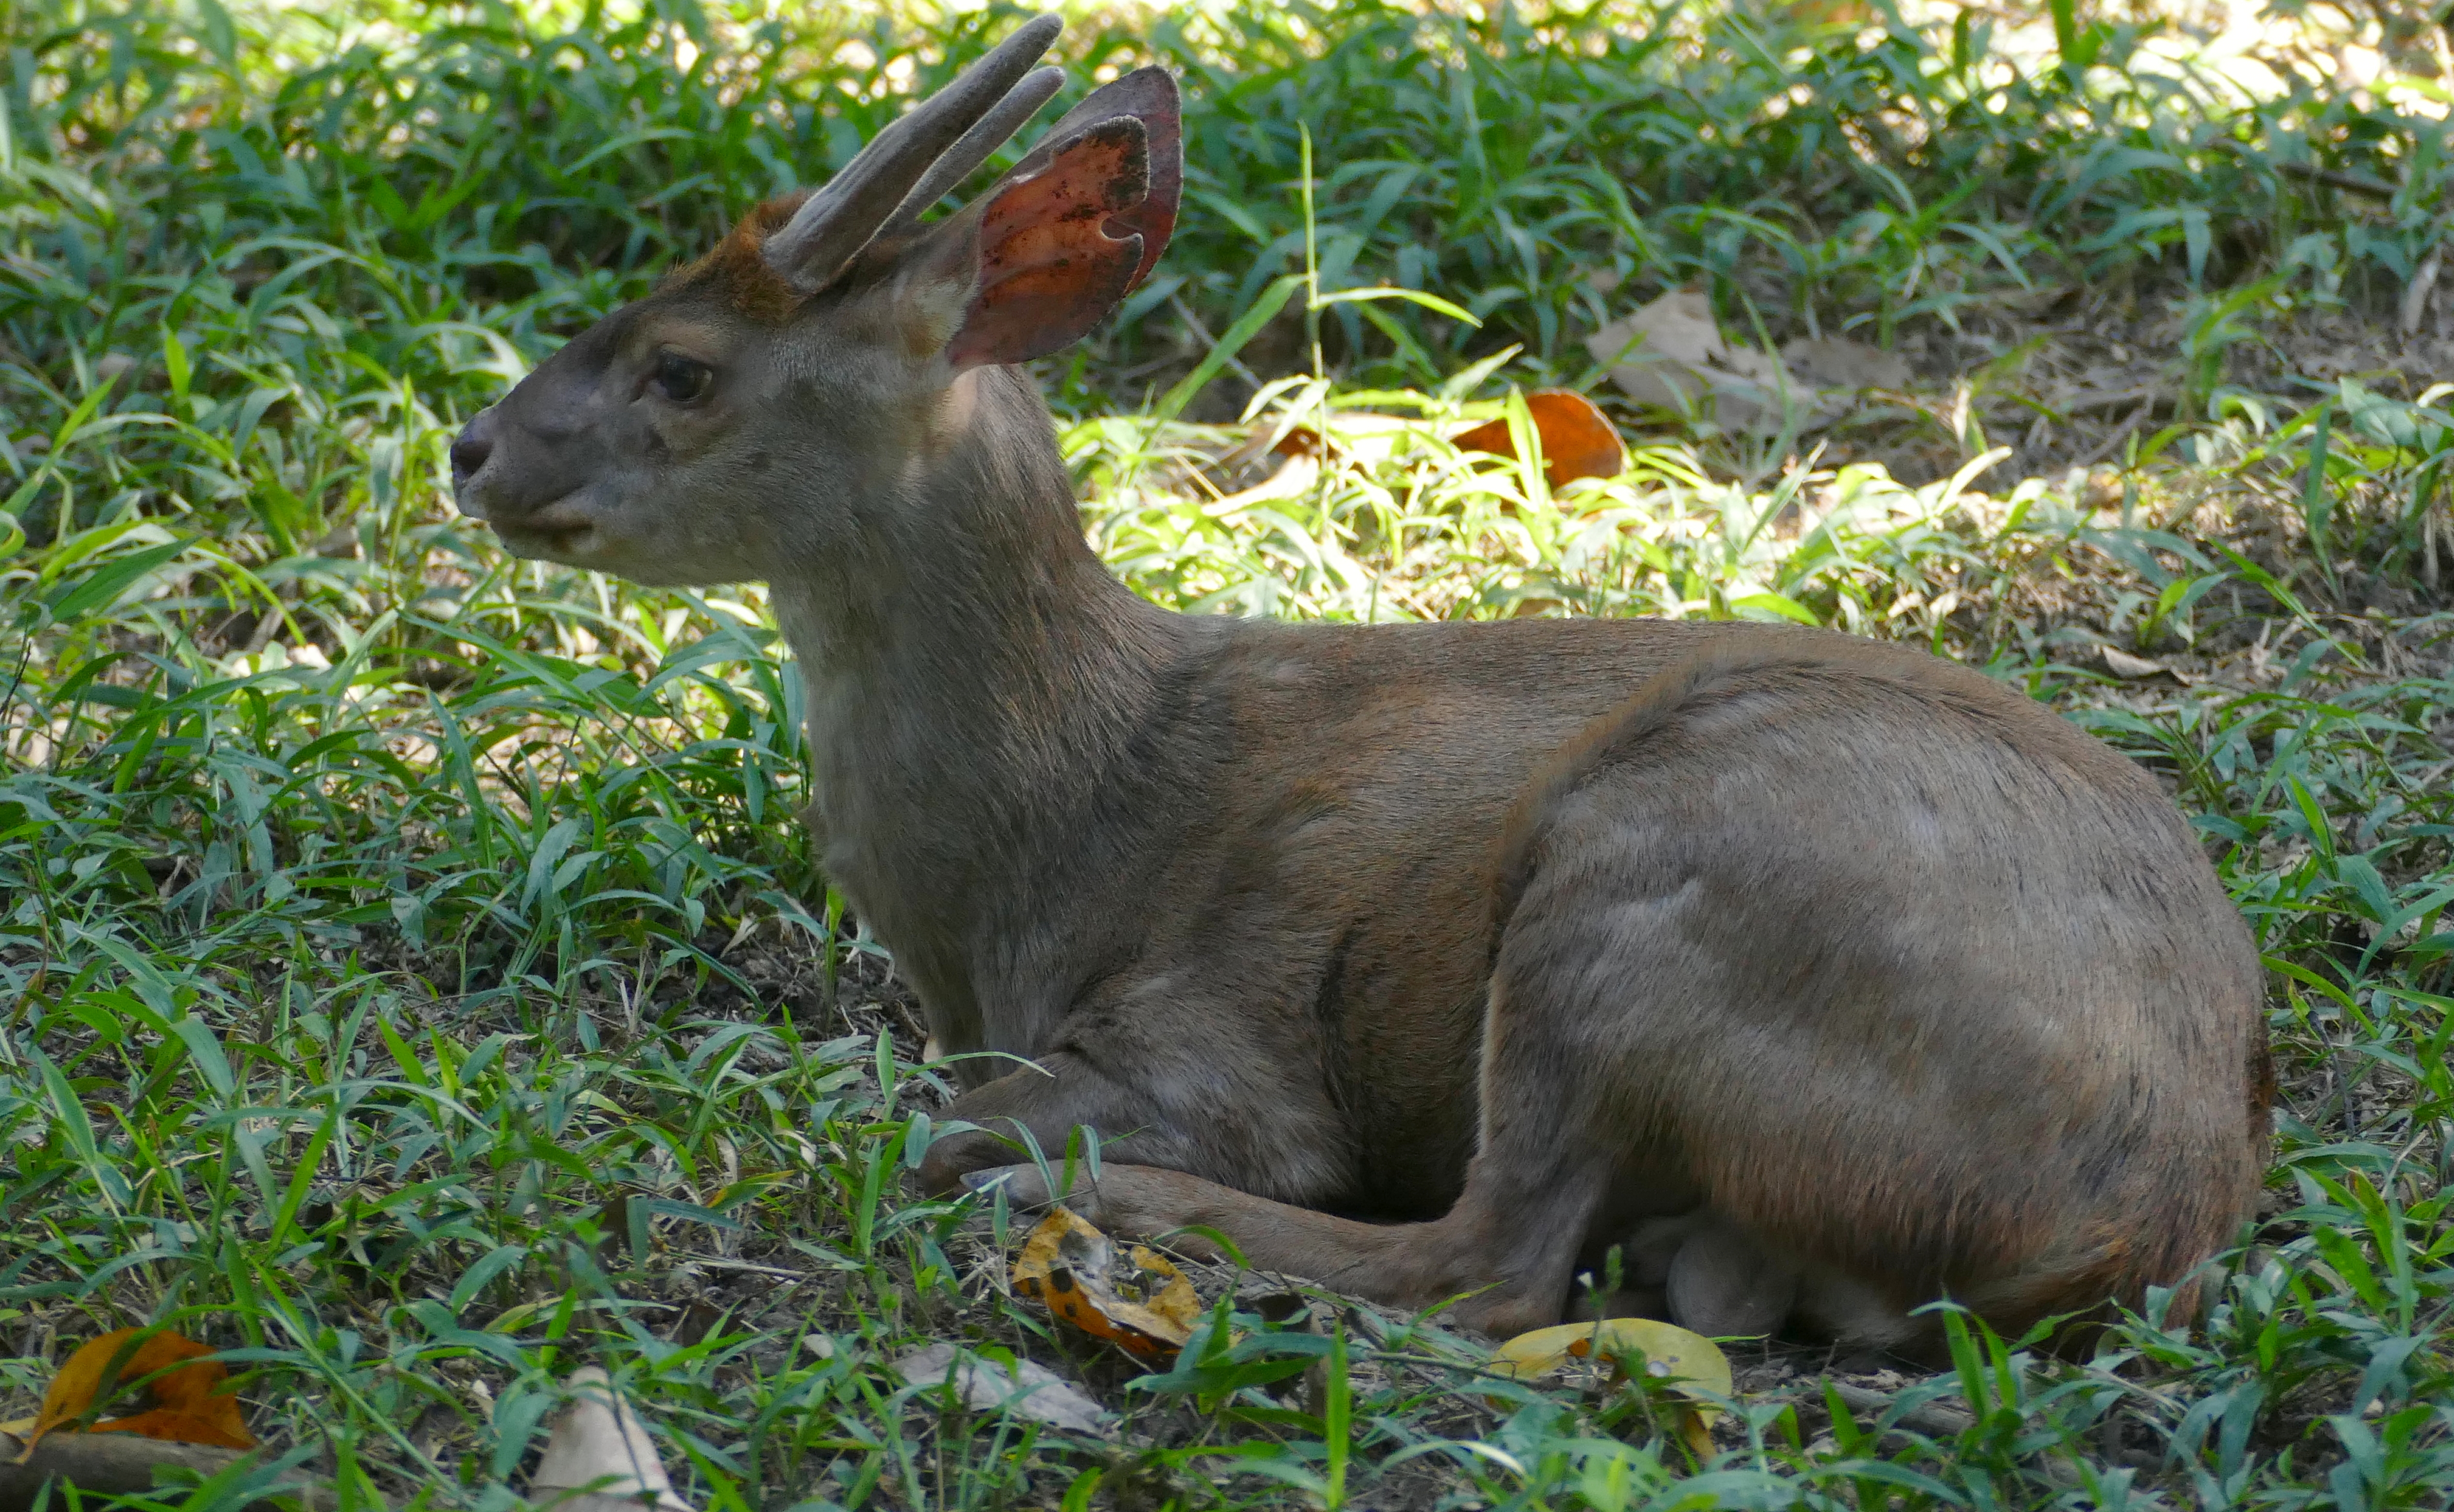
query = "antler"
xmin=879 ymin=65 xmax=1065 ymax=238
xmin=878 ymin=64 xmax=1180 ymax=285
xmin=763 ymin=12 xmax=1065 ymax=294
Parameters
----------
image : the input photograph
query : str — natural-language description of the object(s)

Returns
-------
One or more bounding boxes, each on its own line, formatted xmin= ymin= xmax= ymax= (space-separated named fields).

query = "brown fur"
xmin=447 ymin=40 xmax=2270 ymax=1353
xmin=664 ymin=196 xmax=810 ymax=324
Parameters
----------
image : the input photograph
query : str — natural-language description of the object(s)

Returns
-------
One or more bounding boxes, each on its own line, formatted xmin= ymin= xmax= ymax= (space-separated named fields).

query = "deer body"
xmin=449 ymin=17 xmax=2268 ymax=1349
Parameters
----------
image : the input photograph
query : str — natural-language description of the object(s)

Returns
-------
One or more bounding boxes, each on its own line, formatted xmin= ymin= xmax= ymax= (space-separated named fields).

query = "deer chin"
xmin=492 ymin=520 xmax=594 ymax=563
xmin=481 ymin=487 xmax=617 ymax=566
xmin=501 ymin=519 xmax=746 ymax=586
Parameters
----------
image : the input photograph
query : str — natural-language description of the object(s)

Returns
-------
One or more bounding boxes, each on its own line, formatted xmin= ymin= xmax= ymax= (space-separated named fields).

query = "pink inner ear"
xmin=988 ymin=67 xmax=1182 ymax=294
xmin=1121 ymin=102 xmax=1179 ymax=290
xmin=1067 ymin=69 xmax=1180 ymax=291
xmin=946 ymin=117 xmax=1150 ymax=370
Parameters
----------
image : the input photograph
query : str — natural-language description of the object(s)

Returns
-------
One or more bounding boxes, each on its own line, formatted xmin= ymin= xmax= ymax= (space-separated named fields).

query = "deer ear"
xmin=994 ymin=66 xmax=1181 ymax=293
xmin=942 ymin=115 xmax=1154 ymax=370
xmin=1087 ymin=67 xmax=1182 ymax=292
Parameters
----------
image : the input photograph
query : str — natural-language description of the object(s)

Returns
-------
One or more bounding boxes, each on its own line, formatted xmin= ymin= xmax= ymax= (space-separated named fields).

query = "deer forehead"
xmin=662 ymin=197 xmax=807 ymax=324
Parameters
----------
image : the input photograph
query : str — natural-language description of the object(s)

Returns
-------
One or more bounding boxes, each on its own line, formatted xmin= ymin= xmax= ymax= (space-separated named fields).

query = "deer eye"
xmin=652 ymin=353 xmax=713 ymax=403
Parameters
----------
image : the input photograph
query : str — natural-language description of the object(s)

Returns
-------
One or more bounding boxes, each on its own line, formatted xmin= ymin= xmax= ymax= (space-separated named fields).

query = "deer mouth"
xmin=499 ymin=521 xmax=599 ymax=562
xmin=490 ymin=491 xmax=601 ymax=561
xmin=511 ymin=522 xmax=595 ymax=559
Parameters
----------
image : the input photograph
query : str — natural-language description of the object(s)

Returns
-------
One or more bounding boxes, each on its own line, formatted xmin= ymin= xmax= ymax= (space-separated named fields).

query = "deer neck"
xmin=767 ymin=368 xmax=1192 ymax=1035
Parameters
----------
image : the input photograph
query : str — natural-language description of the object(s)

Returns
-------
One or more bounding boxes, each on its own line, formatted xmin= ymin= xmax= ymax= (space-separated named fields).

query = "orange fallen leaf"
xmin=1010 ymin=1207 xmax=1200 ymax=1361
xmin=1228 ymin=391 xmax=1625 ymax=498
xmin=84 ymin=1407 xmax=257 ymax=1449
xmin=1268 ymin=425 xmax=1322 ymax=459
xmin=21 ymin=1327 xmax=256 ymax=1459
xmin=1451 ymin=390 xmax=1627 ymax=488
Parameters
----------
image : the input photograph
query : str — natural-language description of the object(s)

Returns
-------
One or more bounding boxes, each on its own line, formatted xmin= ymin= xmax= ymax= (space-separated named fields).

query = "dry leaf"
xmin=1586 ymin=288 xmax=1724 ymax=403
xmin=22 ymin=1329 xmax=256 ymax=1459
xmin=0 ymin=1425 xmax=314 ymax=1510
xmin=1786 ymin=0 xmax=1874 ymax=23
xmin=2101 ymin=646 xmax=2170 ymax=679
xmin=1778 ymin=336 xmax=1911 ymax=393
xmin=892 ymin=1344 xmax=1112 ymax=1434
xmin=1213 ymin=450 xmax=1322 ymax=511
xmin=2400 ymin=247 xmax=2440 ymax=337
xmin=1220 ymin=393 xmax=1628 ymax=502
xmin=1009 ymin=1207 xmax=1200 ymax=1360
xmin=1489 ymin=1318 xmax=1732 ymax=1456
xmin=1451 ymin=390 xmax=1628 ymax=488
xmin=529 ymin=1366 xmax=692 ymax=1512
xmin=1586 ymin=289 xmax=1807 ymax=432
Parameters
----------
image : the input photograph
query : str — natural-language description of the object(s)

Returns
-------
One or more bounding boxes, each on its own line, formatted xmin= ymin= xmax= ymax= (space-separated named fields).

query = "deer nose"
xmin=449 ymin=415 xmax=495 ymax=488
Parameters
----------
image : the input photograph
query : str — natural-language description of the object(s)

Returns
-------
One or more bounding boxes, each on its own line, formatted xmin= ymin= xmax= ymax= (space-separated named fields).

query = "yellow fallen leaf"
xmin=1124 ymin=1246 xmax=1201 ymax=1335
xmin=1489 ymin=1318 xmax=1731 ymax=1456
xmin=1010 ymin=1207 xmax=1199 ymax=1360
xmin=20 ymin=1327 xmax=257 ymax=1459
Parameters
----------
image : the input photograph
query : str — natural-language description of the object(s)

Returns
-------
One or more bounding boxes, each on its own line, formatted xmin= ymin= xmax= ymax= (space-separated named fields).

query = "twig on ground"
xmin=0 ymin=1430 xmax=337 ymax=1512
xmin=1816 ymin=1380 xmax=1977 ymax=1438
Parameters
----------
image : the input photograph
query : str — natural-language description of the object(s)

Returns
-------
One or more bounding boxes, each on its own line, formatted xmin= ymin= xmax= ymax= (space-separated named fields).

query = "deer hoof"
xmin=1665 ymin=1218 xmax=1798 ymax=1339
xmin=959 ymin=1164 xmax=1054 ymax=1206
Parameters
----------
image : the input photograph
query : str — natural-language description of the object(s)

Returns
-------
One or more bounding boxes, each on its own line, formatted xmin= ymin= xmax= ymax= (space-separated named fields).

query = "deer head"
xmin=447 ymin=14 xmax=1180 ymax=588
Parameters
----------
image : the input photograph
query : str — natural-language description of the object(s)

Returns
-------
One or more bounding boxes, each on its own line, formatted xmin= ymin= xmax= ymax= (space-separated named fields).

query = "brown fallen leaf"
xmin=529 ymin=1366 xmax=693 ymax=1512
xmin=1489 ymin=1318 xmax=1732 ymax=1456
xmin=892 ymin=1344 xmax=1112 ymax=1434
xmin=1450 ymin=390 xmax=1628 ymax=488
xmin=0 ymin=1425 xmax=332 ymax=1512
xmin=1783 ymin=0 xmax=1875 ymax=25
xmin=1217 ymin=391 xmax=1626 ymax=499
xmin=1778 ymin=336 xmax=1911 ymax=393
xmin=1586 ymin=288 xmax=1805 ymax=432
xmin=1009 ymin=1207 xmax=1201 ymax=1360
xmin=22 ymin=1329 xmax=255 ymax=1458
xmin=2400 ymin=247 xmax=2441 ymax=337
xmin=2100 ymin=646 xmax=2171 ymax=679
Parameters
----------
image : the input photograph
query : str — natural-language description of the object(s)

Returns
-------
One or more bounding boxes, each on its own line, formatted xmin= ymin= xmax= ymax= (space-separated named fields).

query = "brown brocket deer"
xmin=447 ymin=14 xmax=2270 ymax=1350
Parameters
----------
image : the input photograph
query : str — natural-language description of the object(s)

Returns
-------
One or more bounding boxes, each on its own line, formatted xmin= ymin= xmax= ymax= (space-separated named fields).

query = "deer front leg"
xmin=915 ymin=1050 xmax=1191 ymax=1193
xmin=920 ymin=987 xmax=1363 ymax=1203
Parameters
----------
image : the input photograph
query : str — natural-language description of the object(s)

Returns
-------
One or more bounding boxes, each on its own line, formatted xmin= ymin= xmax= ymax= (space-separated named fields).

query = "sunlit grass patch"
xmin=1074 ymin=383 xmax=2044 ymax=634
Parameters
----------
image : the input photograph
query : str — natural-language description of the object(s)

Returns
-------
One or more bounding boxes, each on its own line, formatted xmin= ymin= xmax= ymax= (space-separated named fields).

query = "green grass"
xmin=4 ymin=0 xmax=2453 ymax=1507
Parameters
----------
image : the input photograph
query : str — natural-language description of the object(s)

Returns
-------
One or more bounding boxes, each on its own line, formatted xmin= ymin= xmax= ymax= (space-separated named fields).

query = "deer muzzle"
xmin=448 ymin=404 xmax=606 ymax=560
